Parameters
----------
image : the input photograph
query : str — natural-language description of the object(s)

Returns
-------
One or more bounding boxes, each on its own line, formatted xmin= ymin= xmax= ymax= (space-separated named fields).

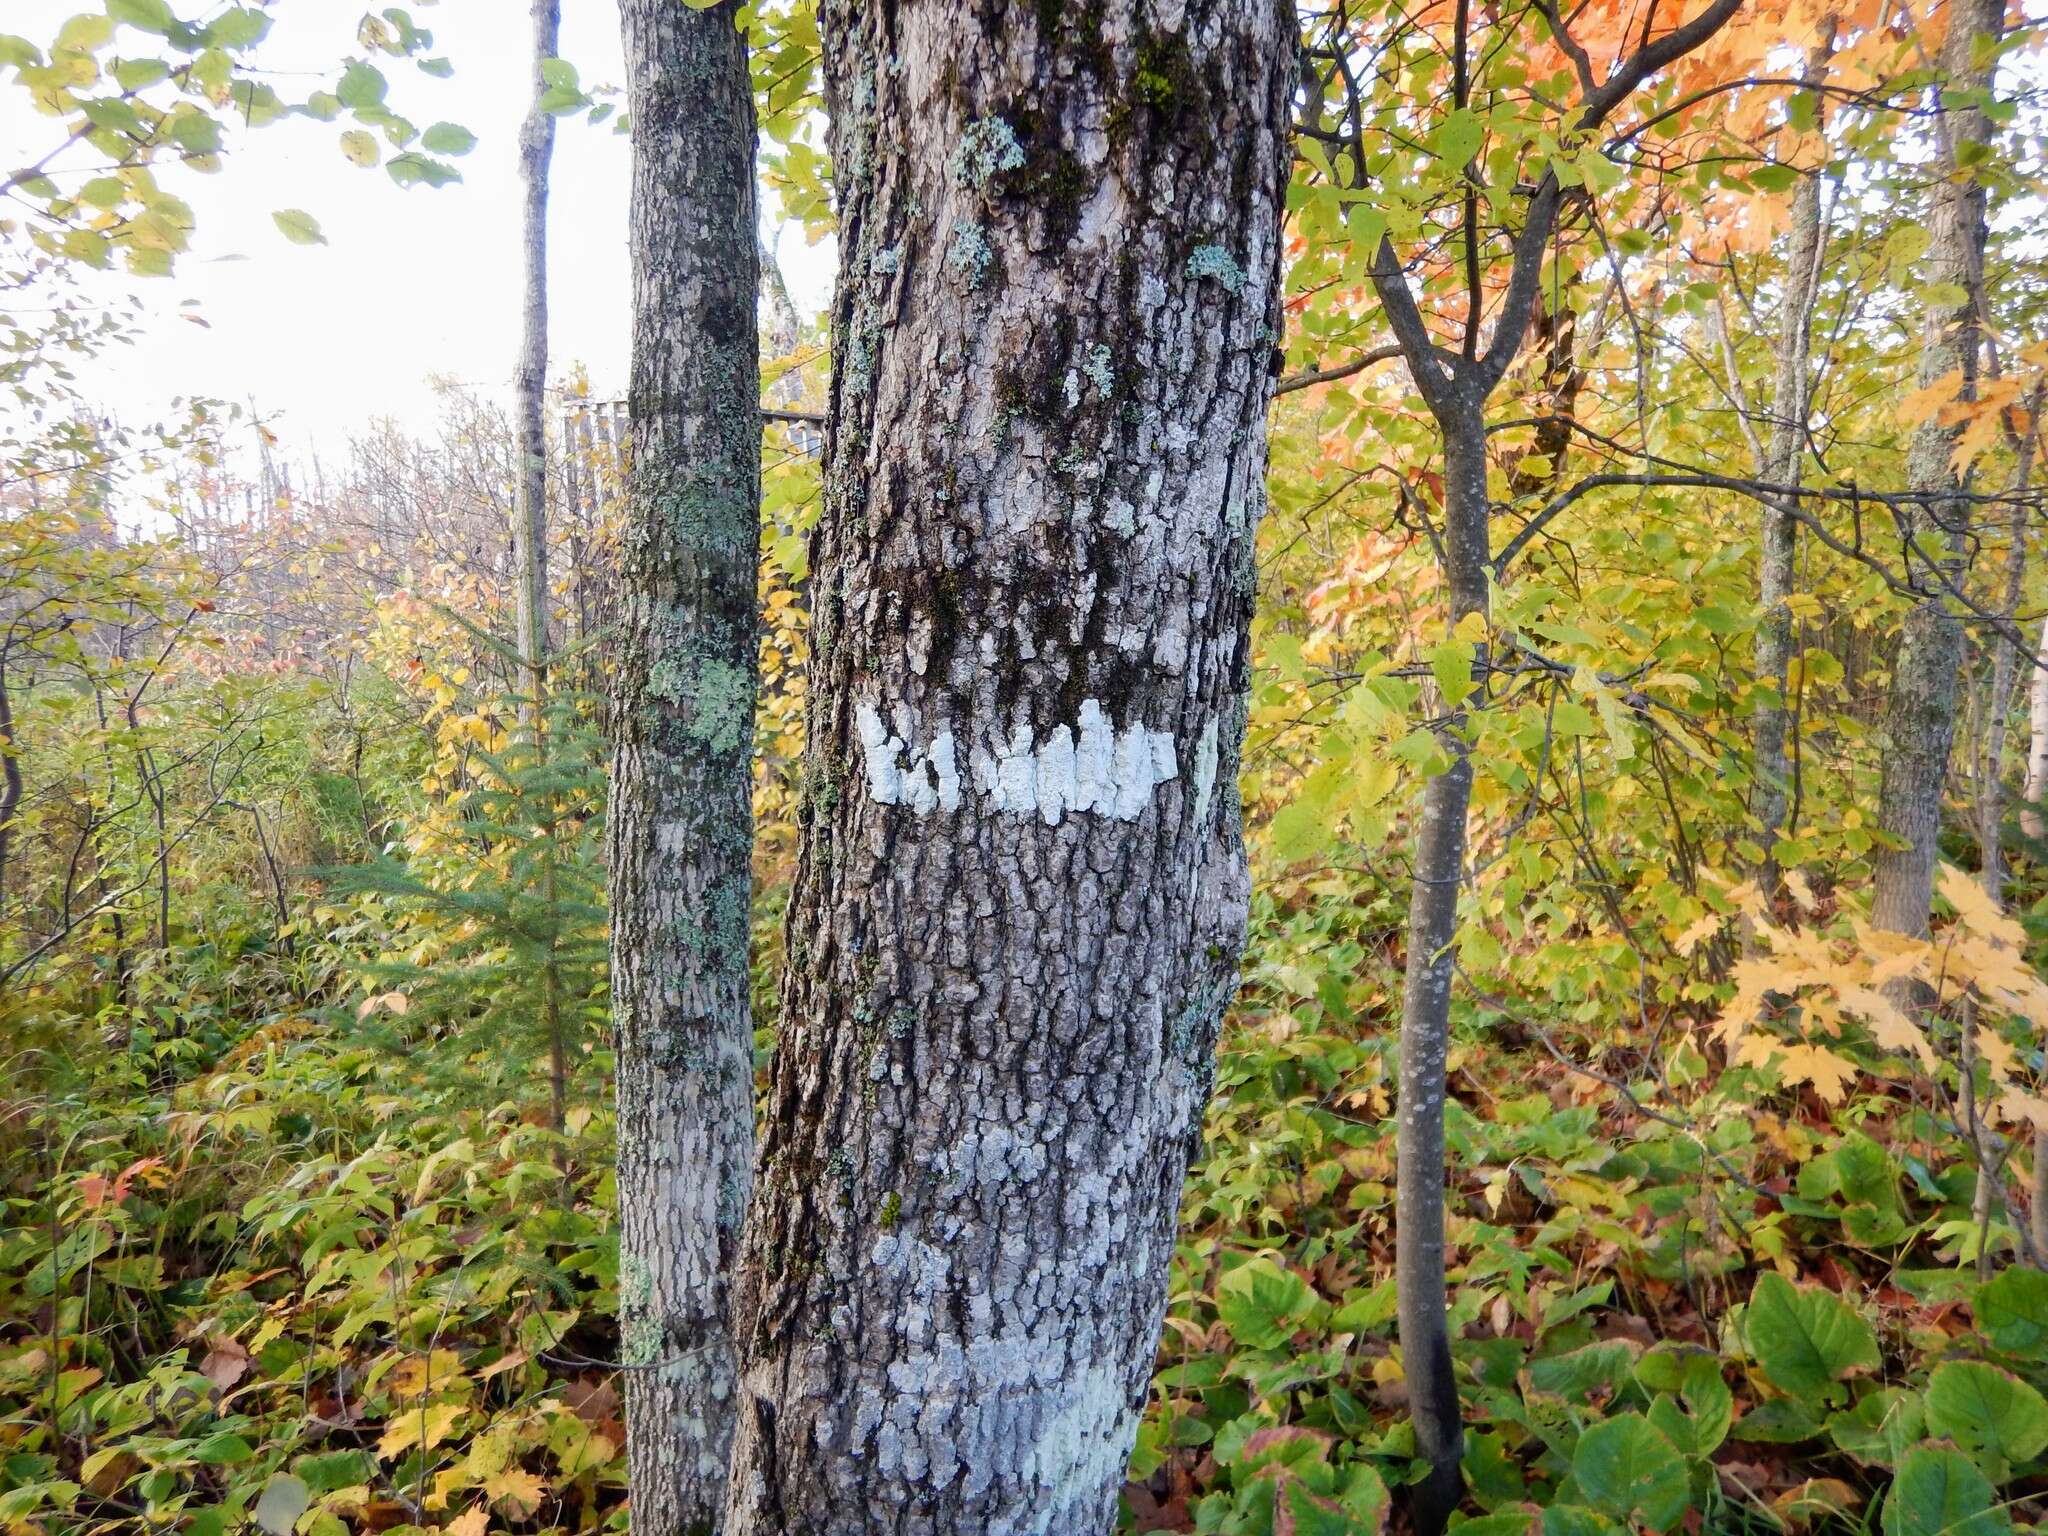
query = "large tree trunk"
xmin=1395 ymin=391 xmax=1488 ymax=1535
xmin=610 ymin=4 xmax=761 ymax=1533
xmin=1869 ymin=0 xmax=2000 ymax=939
xmin=720 ymin=3 xmax=1292 ymax=1529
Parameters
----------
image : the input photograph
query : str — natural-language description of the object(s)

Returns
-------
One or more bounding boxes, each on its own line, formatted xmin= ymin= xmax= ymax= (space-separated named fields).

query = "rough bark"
xmin=610 ymin=4 xmax=761 ymax=1533
xmin=1395 ymin=391 xmax=1487 ymax=1534
xmin=720 ymin=3 xmax=1292 ymax=1529
xmin=1870 ymin=0 xmax=2001 ymax=939
xmin=1750 ymin=28 xmax=1832 ymax=897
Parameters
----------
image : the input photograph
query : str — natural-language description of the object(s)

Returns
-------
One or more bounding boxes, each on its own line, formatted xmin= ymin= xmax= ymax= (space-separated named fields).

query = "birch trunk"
xmin=513 ymin=0 xmax=559 ymax=714
xmin=720 ymin=3 xmax=1292 ymax=1529
xmin=2025 ymin=615 xmax=2048 ymax=840
xmin=610 ymin=3 xmax=761 ymax=1532
xmin=1869 ymin=0 xmax=2000 ymax=939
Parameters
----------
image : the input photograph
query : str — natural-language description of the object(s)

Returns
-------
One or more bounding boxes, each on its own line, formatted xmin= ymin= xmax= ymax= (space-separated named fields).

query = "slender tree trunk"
xmin=515 ymin=0 xmax=564 ymax=1135
xmin=1396 ymin=392 xmax=1488 ymax=1535
xmin=1870 ymin=0 xmax=2001 ymax=939
xmin=610 ymin=3 xmax=761 ymax=1531
xmin=0 ymin=652 xmax=20 ymax=919
xmin=720 ymin=4 xmax=1291 ymax=1528
xmin=1752 ymin=28 xmax=1833 ymax=897
xmin=2025 ymin=616 xmax=2048 ymax=841
xmin=514 ymin=0 xmax=560 ymax=711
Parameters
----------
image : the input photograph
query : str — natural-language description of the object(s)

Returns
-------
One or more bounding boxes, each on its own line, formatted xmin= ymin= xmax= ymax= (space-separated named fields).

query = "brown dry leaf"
xmin=199 ymin=1338 xmax=249 ymax=1394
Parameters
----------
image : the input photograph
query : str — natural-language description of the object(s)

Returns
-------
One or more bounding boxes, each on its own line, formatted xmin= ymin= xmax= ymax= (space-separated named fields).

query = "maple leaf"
xmin=1775 ymin=1042 xmax=1858 ymax=1103
xmin=484 ymin=1467 xmax=546 ymax=1517
xmin=1974 ymin=1026 xmax=2018 ymax=1084
xmin=1937 ymin=864 xmax=2026 ymax=948
xmin=1673 ymin=912 xmax=1725 ymax=957
xmin=1897 ymin=368 xmax=1963 ymax=427
xmin=378 ymin=1401 xmax=466 ymax=1461
xmin=1837 ymin=984 xmax=1934 ymax=1069
xmin=446 ymin=1506 xmax=488 ymax=1536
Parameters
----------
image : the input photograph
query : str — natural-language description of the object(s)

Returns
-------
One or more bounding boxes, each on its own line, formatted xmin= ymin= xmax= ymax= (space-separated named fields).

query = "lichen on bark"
xmin=720 ymin=2 xmax=1294 ymax=1531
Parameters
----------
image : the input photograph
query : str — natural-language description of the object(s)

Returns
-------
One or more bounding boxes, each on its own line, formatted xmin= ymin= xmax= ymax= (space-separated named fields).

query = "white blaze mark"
xmin=858 ymin=697 xmax=1180 ymax=823
xmin=857 ymin=704 xmax=963 ymax=815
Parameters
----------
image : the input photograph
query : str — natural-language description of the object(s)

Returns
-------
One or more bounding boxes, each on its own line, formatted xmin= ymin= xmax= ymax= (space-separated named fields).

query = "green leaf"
xmin=337 ymin=60 xmax=388 ymax=112
xmin=272 ymin=208 xmax=325 ymax=246
xmin=1745 ymin=1272 xmax=1878 ymax=1403
xmin=203 ymin=6 xmax=271 ymax=47
xmin=192 ymin=1432 xmax=254 ymax=1464
xmin=421 ymin=121 xmax=475 ymax=156
xmin=1427 ymin=641 xmax=1475 ymax=709
xmin=252 ymin=1475 xmax=310 ymax=1536
xmin=539 ymin=57 xmax=579 ymax=91
xmin=1572 ymin=1414 xmax=1689 ymax=1533
xmin=1880 ymin=1447 xmax=2009 ymax=1536
xmin=1216 ymin=1257 xmax=1317 ymax=1350
xmin=1925 ymin=1361 xmax=2048 ymax=1470
xmin=1527 ymin=1339 xmax=1637 ymax=1400
xmin=107 ymin=0 xmax=179 ymax=36
xmin=1432 ymin=108 xmax=1484 ymax=165
xmin=1977 ymin=1266 xmax=2048 ymax=1355
xmin=111 ymin=56 xmax=168 ymax=88
xmin=385 ymin=152 xmax=460 ymax=189
xmin=1827 ymin=1387 xmax=1924 ymax=1467
xmin=339 ymin=129 xmax=379 ymax=167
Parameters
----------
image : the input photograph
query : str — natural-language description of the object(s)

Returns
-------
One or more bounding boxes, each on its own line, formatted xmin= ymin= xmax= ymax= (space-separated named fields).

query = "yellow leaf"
xmin=484 ymin=1468 xmax=545 ymax=1516
xmin=1937 ymin=864 xmax=2026 ymax=948
xmin=447 ymin=1507 xmax=488 ymax=1536
xmin=1784 ymin=868 xmax=1817 ymax=913
xmin=379 ymin=1401 xmax=466 ymax=1461
xmin=1673 ymin=913 xmax=1724 ymax=958
xmin=1975 ymin=1026 xmax=2019 ymax=1083
xmin=1838 ymin=985 xmax=1934 ymax=1069
xmin=1897 ymin=368 xmax=1963 ymax=428
xmin=1775 ymin=1042 xmax=1858 ymax=1103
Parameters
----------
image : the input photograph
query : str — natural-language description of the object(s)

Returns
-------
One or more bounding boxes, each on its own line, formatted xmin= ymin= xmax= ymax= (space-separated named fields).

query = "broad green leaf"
xmin=1745 ymin=1272 xmax=1879 ymax=1403
xmin=1880 ymin=1447 xmax=2008 ymax=1536
xmin=107 ymin=0 xmax=179 ymax=36
xmin=421 ymin=121 xmax=475 ymax=156
xmin=1976 ymin=1266 xmax=2048 ymax=1355
xmin=252 ymin=1475 xmax=310 ymax=1536
xmin=1924 ymin=1361 xmax=2048 ymax=1469
xmin=203 ymin=6 xmax=271 ymax=46
xmin=1215 ymin=1257 xmax=1317 ymax=1350
xmin=1827 ymin=1387 xmax=1924 ymax=1467
xmin=1572 ymin=1414 xmax=1689 ymax=1533
xmin=1527 ymin=1339 xmax=1636 ymax=1399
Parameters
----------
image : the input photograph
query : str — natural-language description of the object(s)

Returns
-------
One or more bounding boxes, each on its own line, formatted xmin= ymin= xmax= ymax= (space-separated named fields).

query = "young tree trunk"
xmin=513 ymin=0 xmax=559 ymax=712
xmin=719 ymin=4 xmax=1292 ymax=1529
xmin=512 ymin=0 xmax=567 ymax=1139
xmin=1751 ymin=29 xmax=1832 ymax=897
xmin=1869 ymin=0 xmax=2000 ymax=939
xmin=1395 ymin=391 xmax=1488 ymax=1534
xmin=2025 ymin=615 xmax=2048 ymax=840
xmin=609 ymin=3 xmax=761 ymax=1531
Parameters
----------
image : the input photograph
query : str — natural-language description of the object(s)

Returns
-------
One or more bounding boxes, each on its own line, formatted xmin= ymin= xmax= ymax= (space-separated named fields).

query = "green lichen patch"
xmin=1186 ymin=243 xmax=1246 ymax=294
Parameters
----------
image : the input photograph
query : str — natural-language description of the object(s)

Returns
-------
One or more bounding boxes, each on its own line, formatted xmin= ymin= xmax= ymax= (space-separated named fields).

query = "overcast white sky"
xmin=2 ymin=0 xmax=834 ymax=468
